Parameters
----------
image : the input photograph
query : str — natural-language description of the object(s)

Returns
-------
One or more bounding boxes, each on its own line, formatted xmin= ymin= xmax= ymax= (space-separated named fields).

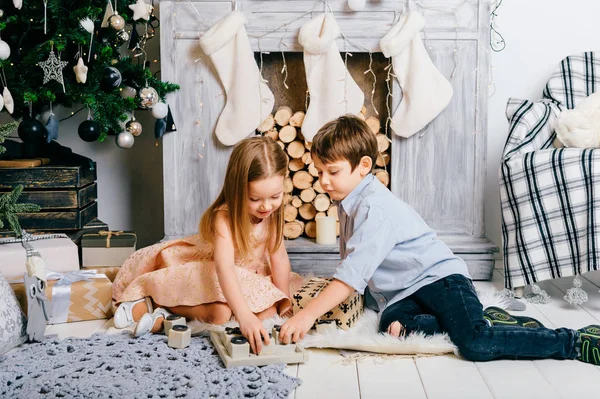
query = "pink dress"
xmin=112 ymin=220 xmax=304 ymax=315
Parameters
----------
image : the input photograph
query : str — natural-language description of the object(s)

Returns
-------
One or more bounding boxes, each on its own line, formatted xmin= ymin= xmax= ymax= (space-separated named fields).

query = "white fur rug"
xmin=189 ymin=290 xmax=510 ymax=356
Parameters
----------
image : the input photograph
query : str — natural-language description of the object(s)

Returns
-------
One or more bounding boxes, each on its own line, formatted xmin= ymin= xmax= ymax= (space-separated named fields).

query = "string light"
xmin=278 ymin=28 xmax=290 ymax=90
xmin=363 ymin=52 xmax=379 ymax=116
xmin=490 ymin=0 xmax=506 ymax=52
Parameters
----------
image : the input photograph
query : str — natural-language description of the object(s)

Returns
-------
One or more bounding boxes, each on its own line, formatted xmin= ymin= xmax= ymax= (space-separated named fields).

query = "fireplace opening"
xmin=256 ymin=52 xmax=391 ymax=240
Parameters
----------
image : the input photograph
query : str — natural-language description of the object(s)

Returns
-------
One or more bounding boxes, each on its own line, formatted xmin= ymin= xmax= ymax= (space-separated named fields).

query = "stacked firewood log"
xmin=257 ymin=106 xmax=390 ymax=239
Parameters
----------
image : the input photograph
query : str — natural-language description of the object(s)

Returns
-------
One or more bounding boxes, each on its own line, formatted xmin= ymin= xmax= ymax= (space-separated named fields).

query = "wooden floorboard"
xmin=416 ymin=355 xmax=494 ymax=399
xmin=294 ymin=349 xmax=360 ymax=399
xmin=357 ymin=357 xmax=426 ymax=399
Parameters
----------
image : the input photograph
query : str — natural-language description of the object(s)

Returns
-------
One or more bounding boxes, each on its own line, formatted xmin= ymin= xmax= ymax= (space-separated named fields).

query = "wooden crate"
xmin=0 ymin=162 xmax=99 ymax=231
xmin=0 ymin=163 xmax=96 ymax=190
xmin=15 ymin=183 xmax=97 ymax=210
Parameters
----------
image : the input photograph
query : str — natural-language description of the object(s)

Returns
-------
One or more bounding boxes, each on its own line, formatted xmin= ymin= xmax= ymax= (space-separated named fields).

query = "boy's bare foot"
xmin=387 ymin=321 xmax=405 ymax=338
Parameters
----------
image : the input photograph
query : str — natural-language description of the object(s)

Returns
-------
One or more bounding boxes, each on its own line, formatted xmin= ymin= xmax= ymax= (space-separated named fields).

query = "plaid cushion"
xmin=501 ymin=52 xmax=600 ymax=288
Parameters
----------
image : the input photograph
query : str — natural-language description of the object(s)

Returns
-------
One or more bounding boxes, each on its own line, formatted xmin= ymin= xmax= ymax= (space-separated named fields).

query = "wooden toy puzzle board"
xmin=209 ymin=330 xmax=309 ymax=368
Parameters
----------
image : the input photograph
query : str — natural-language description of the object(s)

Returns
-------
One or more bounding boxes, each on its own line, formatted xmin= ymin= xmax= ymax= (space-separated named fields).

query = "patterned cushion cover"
xmin=0 ymin=274 xmax=27 ymax=355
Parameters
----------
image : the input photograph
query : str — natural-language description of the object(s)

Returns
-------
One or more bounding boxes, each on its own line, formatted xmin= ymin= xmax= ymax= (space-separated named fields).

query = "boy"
xmin=279 ymin=115 xmax=600 ymax=364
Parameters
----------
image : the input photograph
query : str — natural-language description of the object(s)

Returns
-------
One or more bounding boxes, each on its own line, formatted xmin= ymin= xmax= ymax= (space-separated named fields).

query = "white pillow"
xmin=0 ymin=274 xmax=27 ymax=355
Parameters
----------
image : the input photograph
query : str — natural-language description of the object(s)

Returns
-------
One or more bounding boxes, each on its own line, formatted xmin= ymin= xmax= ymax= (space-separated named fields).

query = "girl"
xmin=112 ymin=136 xmax=304 ymax=354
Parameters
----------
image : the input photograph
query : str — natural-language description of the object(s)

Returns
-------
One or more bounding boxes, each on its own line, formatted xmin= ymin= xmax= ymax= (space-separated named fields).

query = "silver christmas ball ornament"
xmin=108 ymin=13 xmax=125 ymax=31
xmin=120 ymin=86 xmax=137 ymax=99
xmin=139 ymin=87 xmax=159 ymax=108
xmin=116 ymin=131 xmax=135 ymax=148
xmin=116 ymin=29 xmax=129 ymax=43
xmin=126 ymin=119 xmax=143 ymax=136
xmin=151 ymin=102 xmax=169 ymax=119
xmin=0 ymin=9 xmax=4 ymax=18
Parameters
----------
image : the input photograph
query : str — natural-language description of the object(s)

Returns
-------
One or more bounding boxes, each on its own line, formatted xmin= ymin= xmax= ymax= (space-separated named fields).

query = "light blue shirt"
xmin=332 ymin=174 xmax=471 ymax=314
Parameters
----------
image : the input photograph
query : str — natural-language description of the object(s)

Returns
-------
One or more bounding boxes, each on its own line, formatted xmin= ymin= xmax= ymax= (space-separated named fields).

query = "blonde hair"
xmin=311 ymin=115 xmax=378 ymax=172
xmin=199 ymin=136 xmax=288 ymax=259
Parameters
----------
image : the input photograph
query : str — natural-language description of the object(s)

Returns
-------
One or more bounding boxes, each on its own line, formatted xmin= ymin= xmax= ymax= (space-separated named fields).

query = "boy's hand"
xmin=279 ymin=311 xmax=317 ymax=344
xmin=238 ymin=313 xmax=270 ymax=354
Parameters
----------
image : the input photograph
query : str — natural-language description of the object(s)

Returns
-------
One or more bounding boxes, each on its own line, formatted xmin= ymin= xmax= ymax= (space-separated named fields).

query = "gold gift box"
xmin=292 ymin=277 xmax=364 ymax=331
xmin=11 ymin=273 xmax=113 ymax=324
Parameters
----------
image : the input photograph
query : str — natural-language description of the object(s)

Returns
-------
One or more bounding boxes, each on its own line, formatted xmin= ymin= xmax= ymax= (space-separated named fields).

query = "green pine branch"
xmin=0 ymin=185 xmax=41 ymax=237
xmin=0 ymin=122 xmax=18 ymax=155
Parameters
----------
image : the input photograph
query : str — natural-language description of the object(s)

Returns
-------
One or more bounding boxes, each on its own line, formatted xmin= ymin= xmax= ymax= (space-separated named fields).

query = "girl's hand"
xmin=279 ymin=311 xmax=317 ymax=344
xmin=238 ymin=313 xmax=270 ymax=355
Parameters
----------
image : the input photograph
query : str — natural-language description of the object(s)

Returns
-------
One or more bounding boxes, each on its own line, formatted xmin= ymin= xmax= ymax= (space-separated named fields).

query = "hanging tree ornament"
xmin=125 ymin=113 xmax=142 ymax=136
xmin=78 ymin=116 xmax=102 ymax=142
xmin=155 ymin=117 xmax=166 ymax=141
xmin=100 ymin=66 xmax=122 ymax=91
xmin=101 ymin=0 xmax=115 ymax=28
xmin=73 ymin=57 xmax=88 ymax=84
xmin=39 ymin=45 xmax=68 ymax=93
xmin=3 ymin=87 xmax=13 ymax=114
xmin=0 ymin=38 xmax=10 ymax=60
xmin=13 ymin=0 xmax=22 ymax=11
xmin=151 ymin=102 xmax=168 ymax=119
xmin=128 ymin=26 xmax=140 ymax=50
xmin=80 ymin=17 xmax=95 ymax=63
xmin=139 ymin=86 xmax=159 ymax=108
xmin=129 ymin=0 xmax=153 ymax=21
xmin=45 ymin=104 xmax=59 ymax=143
xmin=165 ymin=104 xmax=177 ymax=132
xmin=109 ymin=13 xmax=125 ymax=31
xmin=116 ymin=131 xmax=134 ymax=148
xmin=120 ymin=86 xmax=137 ymax=99
xmin=116 ymin=29 xmax=130 ymax=45
xmin=0 ymin=69 xmax=10 ymax=114
xmin=18 ymin=104 xmax=46 ymax=143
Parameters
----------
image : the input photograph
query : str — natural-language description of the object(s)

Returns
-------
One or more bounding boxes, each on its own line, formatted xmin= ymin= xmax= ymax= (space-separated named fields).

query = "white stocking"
xmin=380 ymin=12 xmax=453 ymax=138
xmin=199 ymin=11 xmax=274 ymax=146
xmin=299 ymin=13 xmax=364 ymax=142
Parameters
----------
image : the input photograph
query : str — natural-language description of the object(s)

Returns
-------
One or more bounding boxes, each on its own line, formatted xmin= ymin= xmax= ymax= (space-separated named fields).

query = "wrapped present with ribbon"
xmin=9 ymin=269 xmax=113 ymax=324
xmin=81 ymin=230 xmax=137 ymax=267
xmin=82 ymin=266 xmax=120 ymax=282
xmin=292 ymin=277 xmax=364 ymax=331
xmin=0 ymin=233 xmax=79 ymax=277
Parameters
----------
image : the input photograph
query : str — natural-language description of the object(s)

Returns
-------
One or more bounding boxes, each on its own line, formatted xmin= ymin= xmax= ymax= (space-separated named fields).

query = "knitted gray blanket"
xmin=0 ymin=332 xmax=300 ymax=398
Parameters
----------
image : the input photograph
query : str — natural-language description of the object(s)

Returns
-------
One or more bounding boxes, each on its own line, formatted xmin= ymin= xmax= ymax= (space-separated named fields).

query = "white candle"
xmin=316 ymin=216 xmax=337 ymax=245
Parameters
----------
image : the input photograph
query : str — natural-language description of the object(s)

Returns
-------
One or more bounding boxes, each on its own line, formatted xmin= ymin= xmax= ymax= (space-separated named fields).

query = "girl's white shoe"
xmin=133 ymin=308 xmax=171 ymax=338
xmin=113 ymin=297 xmax=153 ymax=329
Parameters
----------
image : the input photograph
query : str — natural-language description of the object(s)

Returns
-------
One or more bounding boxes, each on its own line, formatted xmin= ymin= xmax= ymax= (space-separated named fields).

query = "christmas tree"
xmin=0 ymin=0 xmax=179 ymax=147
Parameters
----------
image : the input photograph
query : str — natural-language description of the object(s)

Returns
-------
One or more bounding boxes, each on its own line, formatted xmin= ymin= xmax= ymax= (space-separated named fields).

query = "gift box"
xmin=292 ymin=277 xmax=364 ymax=331
xmin=82 ymin=266 xmax=120 ymax=282
xmin=81 ymin=230 xmax=136 ymax=267
xmin=0 ymin=235 xmax=80 ymax=277
xmin=9 ymin=270 xmax=113 ymax=324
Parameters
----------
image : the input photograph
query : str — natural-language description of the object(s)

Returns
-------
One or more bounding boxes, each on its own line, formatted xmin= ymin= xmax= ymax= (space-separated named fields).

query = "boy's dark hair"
xmin=311 ymin=115 xmax=379 ymax=171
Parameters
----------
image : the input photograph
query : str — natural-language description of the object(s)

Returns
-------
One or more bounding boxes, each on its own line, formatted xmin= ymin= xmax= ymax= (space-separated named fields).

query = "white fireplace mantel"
xmin=160 ymin=0 xmax=498 ymax=279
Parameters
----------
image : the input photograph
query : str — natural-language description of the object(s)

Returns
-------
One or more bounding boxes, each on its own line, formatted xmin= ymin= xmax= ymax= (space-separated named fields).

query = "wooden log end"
xmin=274 ymin=106 xmax=293 ymax=127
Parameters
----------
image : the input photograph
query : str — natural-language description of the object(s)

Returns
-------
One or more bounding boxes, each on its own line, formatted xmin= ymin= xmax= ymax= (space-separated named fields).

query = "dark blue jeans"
xmin=378 ymin=274 xmax=577 ymax=361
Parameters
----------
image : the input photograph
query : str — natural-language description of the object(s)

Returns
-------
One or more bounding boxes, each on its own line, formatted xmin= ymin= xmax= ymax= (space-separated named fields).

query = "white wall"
xmin=3 ymin=1 xmax=600 ymax=249
xmin=486 ymin=0 xmax=600 ymax=252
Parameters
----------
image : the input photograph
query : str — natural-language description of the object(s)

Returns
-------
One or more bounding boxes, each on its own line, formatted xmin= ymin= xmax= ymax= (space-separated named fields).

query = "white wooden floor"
xmin=46 ymin=262 xmax=600 ymax=399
